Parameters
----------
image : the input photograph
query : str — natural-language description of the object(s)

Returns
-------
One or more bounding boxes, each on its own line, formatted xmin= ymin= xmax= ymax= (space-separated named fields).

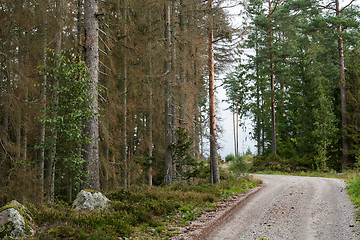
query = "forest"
xmin=0 ymin=0 xmax=360 ymax=207
xmin=224 ymin=0 xmax=360 ymax=172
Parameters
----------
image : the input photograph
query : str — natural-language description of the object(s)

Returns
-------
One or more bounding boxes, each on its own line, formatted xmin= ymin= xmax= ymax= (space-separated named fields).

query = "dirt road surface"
xmin=174 ymin=175 xmax=360 ymax=240
xmin=205 ymin=175 xmax=359 ymax=240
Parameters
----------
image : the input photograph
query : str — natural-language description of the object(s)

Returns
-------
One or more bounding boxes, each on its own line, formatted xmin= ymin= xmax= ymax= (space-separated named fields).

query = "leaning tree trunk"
xmin=83 ymin=0 xmax=100 ymax=191
xmin=208 ymin=0 xmax=220 ymax=184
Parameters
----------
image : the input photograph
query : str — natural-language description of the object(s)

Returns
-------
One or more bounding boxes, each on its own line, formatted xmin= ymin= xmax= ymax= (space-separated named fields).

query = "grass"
xmin=25 ymin=176 xmax=261 ymax=239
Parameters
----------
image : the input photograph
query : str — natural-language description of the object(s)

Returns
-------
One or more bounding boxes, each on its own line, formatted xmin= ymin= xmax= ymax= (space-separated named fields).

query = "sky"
xmin=217 ymin=83 xmax=256 ymax=158
xmin=216 ymin=2 xmax=256 ymax=158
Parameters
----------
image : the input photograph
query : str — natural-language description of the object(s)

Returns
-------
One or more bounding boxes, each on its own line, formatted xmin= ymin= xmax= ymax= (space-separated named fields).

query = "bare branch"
xmin=99 ymin=48 xmax=108 ymax=56
xmin=98 ymin=70 xmax=108 ymax=76
xmin=99 ymin=60 xmax=111 ymax=72
xmin=0 ymin=139 xmax=15 ymax=164
xmin=317 ymin=2 xmax=336 ymax=11
xmin=342 ymin=0 xmax=355 ymax=11
xmin=99 ymin=35 xmax=111 ymax=51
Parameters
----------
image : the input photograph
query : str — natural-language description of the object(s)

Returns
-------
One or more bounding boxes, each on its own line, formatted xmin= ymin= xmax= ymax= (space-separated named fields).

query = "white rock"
xmin=0 ymin=200 xmax=34 ymax=239
xmin=73 ymin=190 xmax=110 ymax=211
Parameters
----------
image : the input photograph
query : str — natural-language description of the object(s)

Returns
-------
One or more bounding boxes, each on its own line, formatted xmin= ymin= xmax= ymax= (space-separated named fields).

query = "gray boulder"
xmin=0 ymin=200 xmax=35 ymax=239
xmin=72 ymin=190 xmax=110 ymax=211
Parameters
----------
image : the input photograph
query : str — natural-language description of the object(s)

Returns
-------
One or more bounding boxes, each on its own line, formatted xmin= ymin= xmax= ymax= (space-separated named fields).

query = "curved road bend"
xmin=207 ymin=175 xmax=359 ymax=240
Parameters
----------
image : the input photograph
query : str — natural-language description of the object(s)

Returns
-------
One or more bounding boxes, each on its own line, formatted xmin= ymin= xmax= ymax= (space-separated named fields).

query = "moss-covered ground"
xmin=25 ymin=176 xmax=261 ymax=239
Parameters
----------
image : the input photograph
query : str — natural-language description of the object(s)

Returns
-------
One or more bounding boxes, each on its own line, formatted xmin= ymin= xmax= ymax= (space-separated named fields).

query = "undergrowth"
xmin=26 ymin=176 xmax=261 ymax=239
xmin=347 ymin=174 xmax=360 ymax=220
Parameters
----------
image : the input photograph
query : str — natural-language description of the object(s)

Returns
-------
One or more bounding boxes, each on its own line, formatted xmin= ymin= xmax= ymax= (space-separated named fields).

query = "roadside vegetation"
xmin=26 ymin=174 xmax=261 ymax=239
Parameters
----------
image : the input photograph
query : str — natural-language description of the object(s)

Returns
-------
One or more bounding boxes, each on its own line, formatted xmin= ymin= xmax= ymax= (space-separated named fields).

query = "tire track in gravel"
xmin=176 ymin=175 xmax=360 ymax=240
xmin=206 ymin=175 xmax=359 ymax=240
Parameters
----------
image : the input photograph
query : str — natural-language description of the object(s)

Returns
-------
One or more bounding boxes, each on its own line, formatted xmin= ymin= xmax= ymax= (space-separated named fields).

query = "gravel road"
xmin=205 ymin=175 xmax=359 ymax=240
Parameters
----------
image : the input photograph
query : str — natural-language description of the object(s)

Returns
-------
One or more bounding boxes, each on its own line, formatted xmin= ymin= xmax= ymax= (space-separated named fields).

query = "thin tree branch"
xmin=342 ymin=0 xmax=355 ymax=11
xmin=317 ymin=2 xmax=336 ymax=11
xmin=0 ymin=139 xmax=15 ymax=164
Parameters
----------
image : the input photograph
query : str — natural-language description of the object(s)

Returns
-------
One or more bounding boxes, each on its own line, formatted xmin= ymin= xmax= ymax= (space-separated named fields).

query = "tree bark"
xmin=16 ymin=109 xmax=21 ymax=161
xmin=269 ymin=0 xmax=276 ymax=155
xmin=233 ymin=102 xmax=237 ymax=156
xmin=336 ymin=0 xmax=348 ymax=170
xmin=23 ymin=89 xmax=28 ymax=161
xmin=83 ymin=0 xmax=100 ymax=191
xmin=148 ymin=90 xmax=153 ymax=186
xmin=236 ymin=104 xmax=239 ymax=156
xmin=208 ymin=0 xmax=220 ymax=184
xmin=46 ymin=0 xmax=62 ymax=202
xmin=147 ymin=8 xmax=154 ymax=187
xmin=120 ymin=0 xmax=128 ymax=189
xmin=39 ymin=0 xmax=47 ymax=200
xmin=164 ymin=0 xmax=174 ymax=185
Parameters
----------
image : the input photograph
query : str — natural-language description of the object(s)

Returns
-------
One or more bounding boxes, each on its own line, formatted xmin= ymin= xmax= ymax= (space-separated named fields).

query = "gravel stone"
xmin=175 ymin=175 xmax=360 ymax=240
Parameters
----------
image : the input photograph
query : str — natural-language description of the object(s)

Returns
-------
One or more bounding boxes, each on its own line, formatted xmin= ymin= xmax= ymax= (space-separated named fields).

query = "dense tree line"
xmin=225 ymin=0 xmax=360 ymax=171
xmin=0 ymin=0 xmax=235 ymax=204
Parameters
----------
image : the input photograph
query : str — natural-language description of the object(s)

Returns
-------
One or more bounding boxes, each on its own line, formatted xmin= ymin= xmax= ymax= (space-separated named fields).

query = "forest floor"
xmin=174 ymin=174 xmax=360 ymax=240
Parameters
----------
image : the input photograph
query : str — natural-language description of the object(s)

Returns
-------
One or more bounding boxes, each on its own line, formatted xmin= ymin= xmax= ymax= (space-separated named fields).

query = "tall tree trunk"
xmin=148 ymin=90 xmax=153 ymax=186
xmin=193 ymin=58 xmax=200 ymax=159
xmin=121 ymin=0 xmax=128 ymax=188
xmin=269 ymin=0 xmax=276 ymax=155
xmin=336 ymin=0 xmax=348 ymax=170
xmin=23 ymin=89 xmax=28 ymax=161
xmin=83 ymin=0 xmax=100 ymax=190
xmin=233 ymin=102 xmax=237 ymax=156
xmin=147 ymin=8 xmax=154 ymax=187
xmin=178 ymin=0 xmax=187 ymax=127
xmin=164 ymin=0 xmax=174 ymax=185
xmin=39 ymin=0 xmax=47 ymax=200
xmin=236 ymin=104 xmax=239 ymax=156
xmin=16 ymin=110 xmax=21 ymax=161
xmin=208 ymin=0 xmax=220 ymax=184
xmin=47 ymin=0 xmax=62 ymax=202
xmin=255 ymin=31 xmax=261 ymax=156
xmin=77 ymin=0 xmax=84 ymax=57
xmin=1 ymin=53 xmax=10 ymax=183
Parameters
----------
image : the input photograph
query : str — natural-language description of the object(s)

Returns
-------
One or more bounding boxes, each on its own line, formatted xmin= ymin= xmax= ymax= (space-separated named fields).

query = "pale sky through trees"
xmin=217 ymin=0 xmax=356 ymax=157
xmin=217 ymin=1 xmax=256 ymax=158
xmin=218 ymin=83 xmax=256 ymax=157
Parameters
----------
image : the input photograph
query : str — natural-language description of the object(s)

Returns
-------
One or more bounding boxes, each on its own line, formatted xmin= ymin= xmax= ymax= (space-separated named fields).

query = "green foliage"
xmin=225 ymin=154 xmax=235 ymax=162
xmin=224 ymin=0 xmax=360 ymax=170
xmin=229 ymin=155 xmax=248 ymax=174
xmin=37 ymin=49 xmax=98 ymax=193
xmin=250 ymin=154 xmax=314 ymax=172
xmin=170 ymin=127 xmax=200 ymax=180
xmin=0 ymin=221 xmax=14 ymax=239
xmin=348 ymin=177 xmax=360 ymax=219
xmin=28 ymin=177 xmax=261 ymax=239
